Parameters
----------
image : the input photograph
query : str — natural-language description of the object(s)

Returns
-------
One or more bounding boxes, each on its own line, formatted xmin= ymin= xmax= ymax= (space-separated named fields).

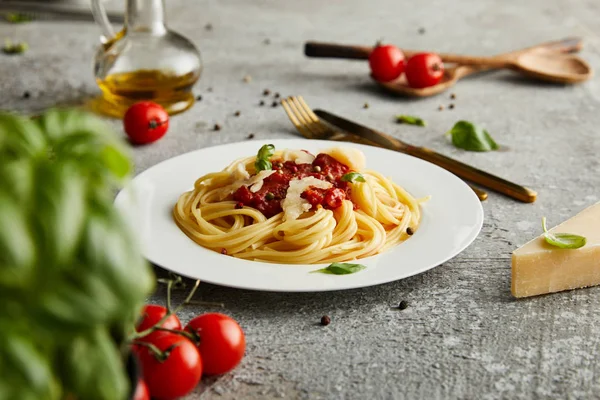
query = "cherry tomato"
xmin=135 ymin=332 xmax=202 ymax=400
xmin=124 ymin=101 xmax=169 ymax=144
xmin=405 ymin=53 xmax=445 ymax=89
xmin=132 ymin=379 xmax=150 ymax=400
xmin=185 ymin=313 xmax=245 ymax=375
xmin=368 ymin=44 xmax=405 ymax=82
xmin=136 ymin=305 xmax=181 ymax=341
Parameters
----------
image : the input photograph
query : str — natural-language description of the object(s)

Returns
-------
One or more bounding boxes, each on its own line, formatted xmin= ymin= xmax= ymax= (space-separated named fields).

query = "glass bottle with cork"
xmin=91 ymin=0 xmax=202 ymax=117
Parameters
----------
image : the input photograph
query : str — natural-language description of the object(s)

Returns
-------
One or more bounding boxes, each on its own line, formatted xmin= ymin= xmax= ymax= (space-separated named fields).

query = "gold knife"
xmin=314 ymin=109 xmax=537 ymax=203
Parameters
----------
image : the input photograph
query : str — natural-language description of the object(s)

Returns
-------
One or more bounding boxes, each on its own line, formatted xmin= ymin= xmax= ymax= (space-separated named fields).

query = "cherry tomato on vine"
xmin=124 ymin=101 xmax=169 ymax=144
xmin=368 ymin=44 xmax=405 ymax=82
xmin=136 ymin=304 xmax=181 ymax=340
xmin=405 ymin=53 xmax=445 ymax=89
xmin=132 ymin=379 xmax=150 ymax=400
xmin=185 ymin=313 xmax=245 ymax=375
xmin=135 ymin=332 xmax=203 ymax=400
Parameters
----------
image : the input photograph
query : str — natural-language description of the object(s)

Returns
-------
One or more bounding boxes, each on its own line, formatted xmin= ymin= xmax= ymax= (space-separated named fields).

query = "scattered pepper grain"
xmin=406 ymin=227 xmax=414 ymax=235
xmin=450 ymin=93 xmax=456 ymax=99
xmin=418 ymin=27 xmax=426 ymax=34
xmin=438 ymin=105 xmax=444 ymax=111
xmin=320 ymin=315 xmax=331 ymax=326
xmin=274 ymin=92 xmax=280 ymax=99
xmin=398 ymin=300 xmax=409 ymax=310
xmin=213 ymin=124 xmax=221 ymax=131
xmin=363 ymin=102 xmax=369 ymax=109
xmin=263 ymin=89 xmax=271 ymax=96
xmin=271 ymin=101 xmax=278 ymax=107
xmin=234 ymin=111 xmax=241 ymax=117
xmin=259 ymin=100 xmax=265 ymax=106
xmin=247 ymin=133 xmax=255 ymax=139
xmin=196 ymin=95 xmax=202 ymax=101
xmin=449 ymin=103 xmax=455 ymax=109
xmin=23 ymin=91 xmax=30 ymax=99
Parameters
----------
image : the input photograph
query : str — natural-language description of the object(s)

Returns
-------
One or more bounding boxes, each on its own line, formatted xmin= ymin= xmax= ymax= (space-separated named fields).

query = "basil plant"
xmin=0 ymin=109 xmax=154 ymax=400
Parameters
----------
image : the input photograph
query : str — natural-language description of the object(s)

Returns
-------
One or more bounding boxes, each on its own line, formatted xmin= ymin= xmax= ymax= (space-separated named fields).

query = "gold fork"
xmin=281 ymin=96 xmax=489 ymax=201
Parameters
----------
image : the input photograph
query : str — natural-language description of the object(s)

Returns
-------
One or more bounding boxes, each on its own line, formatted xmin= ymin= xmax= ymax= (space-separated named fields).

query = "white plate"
xmin=115 ymin=139 xmax=483 ymax=292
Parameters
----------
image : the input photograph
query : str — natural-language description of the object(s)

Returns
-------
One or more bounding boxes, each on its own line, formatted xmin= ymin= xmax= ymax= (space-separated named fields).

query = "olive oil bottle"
xmin=91 ymin=0 xmax=202 ymax=117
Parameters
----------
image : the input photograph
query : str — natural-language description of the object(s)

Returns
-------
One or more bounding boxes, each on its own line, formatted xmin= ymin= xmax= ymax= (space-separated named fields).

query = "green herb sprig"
xmin=341 ymin=172 xmax=365 ymax=183
xmin=2 ymin=39 xmax=28 ymax=55
xmin=395 ymin=115 xmax=426 ymax=126
xmin=446 ymin=121 xmax=499 ymax=152
xmin=312 ymin=262 xmax=366 ymax=275
xmin=5 ymin=13 xmax=34 ymax=24
xmin=254 ymin=144 xmax=275 ymax=171
xmin=542 ymin=217 xmax=586 ymax=249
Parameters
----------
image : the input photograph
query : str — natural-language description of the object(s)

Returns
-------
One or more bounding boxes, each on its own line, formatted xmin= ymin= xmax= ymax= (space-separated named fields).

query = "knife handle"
xmin=405 ymin=146 xmax=537 ymax=203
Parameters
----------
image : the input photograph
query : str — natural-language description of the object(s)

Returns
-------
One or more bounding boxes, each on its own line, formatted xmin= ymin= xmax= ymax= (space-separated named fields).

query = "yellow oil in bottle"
xmin=90 ymin=69 xmax=199 ymax=118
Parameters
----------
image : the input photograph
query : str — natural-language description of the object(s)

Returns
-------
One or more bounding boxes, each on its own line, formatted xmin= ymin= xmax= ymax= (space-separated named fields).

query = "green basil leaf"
xmin=0 ymin=331 xmax=59 ymax=400
xmin=5 ymin=13 xmax=34 ymax=24
xmin=446 ymin=121 xmax=499 ymax=152
xmin=255 ymin=144 xmax=275 ymax=171
xmin=257 ymin=144 xmax=275 ymax=160
xmin=58 ymin=328 xmax=129 ymax=400
xmin=542 ymin=217 xmax=586 ymax=249
xmin=101 ymin=145 xmax=131 ymax=180
xmin=0 ymin=189 xmax=36 ymax=289
xmin=395 ymin=115 xmax=426 ymax=126
xmin=0 ymin=113 xmax=47 ymax=158
xmin=2 ymin=39 xmax=28 ymax=55
xmin=341 ymin=172 xmax=366 ymax=183
xmin=312 ymin=262 xmax=366 ymax=275
xmin=34 ymin=160 xmax=86 ymax=267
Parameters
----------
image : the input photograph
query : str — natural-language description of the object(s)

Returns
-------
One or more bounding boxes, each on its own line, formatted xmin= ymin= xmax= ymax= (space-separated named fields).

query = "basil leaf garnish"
xmin=312 ymin=262 xmax=366 ymax=275
xmin=446 ymin=121 xmax=499 ymax=152
xmin=254 ymin=144 xmax=275 ymax=171
xmin=341 ymin=172 xmax=365 ymax=183
xmin=2 ymin=39 xmax=28 ymax=55
xmin=542 ymin=217 xmax=586 ymax=249
xmin=395 ymin=115 xmax=426 ymax=127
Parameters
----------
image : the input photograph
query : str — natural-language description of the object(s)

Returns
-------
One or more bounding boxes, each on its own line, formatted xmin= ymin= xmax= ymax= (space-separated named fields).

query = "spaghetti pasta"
xmin=173 ymin=146 xmax=425 ymax=264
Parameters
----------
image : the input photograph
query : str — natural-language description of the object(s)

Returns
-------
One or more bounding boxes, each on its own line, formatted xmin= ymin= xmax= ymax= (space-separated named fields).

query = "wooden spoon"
xmin=436 ymin=52 xmax=592 ymax=84
xmin=304 ymin=38 xmax=586 ymax=97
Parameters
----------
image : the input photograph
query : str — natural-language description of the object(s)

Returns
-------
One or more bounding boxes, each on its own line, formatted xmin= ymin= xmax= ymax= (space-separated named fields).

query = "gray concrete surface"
xmin=2 ymin=0 xmax=600 ymax=398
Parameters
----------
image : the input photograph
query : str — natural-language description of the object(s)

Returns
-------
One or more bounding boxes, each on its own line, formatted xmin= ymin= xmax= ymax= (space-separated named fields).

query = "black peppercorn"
xmin=234 ymin=111 xmax=241 ymax=117
xmin=271 ymin=101 xmax=278 ymax=108
xmin=247 ymin=133 xmax=255 ymax=139
xmin=450 ymin=93 xmax=456 ymax=99
xmin=259 ymin=100 xmax=265 ymax=106
xmin=449 ymin=104 xmax=455 ymax=109
xmin=398 ymin=300 xmax=408 ymax=310
xmin=23 ymin=91 xmax=30 ymax=99
xmin=406 ymin=227 xmax=414 ymax=235
xmin=320 ymin=315 xmax=331 ymax=326
xmin=274 ymin=92 xmax=280 ymax=99
xmin=196 ymin=95 xmax=202 ymax=101
xmin=214 ymin=124 xmax=221 ymax=131
xmin=263 ymin=89 xmax=271 ymax=96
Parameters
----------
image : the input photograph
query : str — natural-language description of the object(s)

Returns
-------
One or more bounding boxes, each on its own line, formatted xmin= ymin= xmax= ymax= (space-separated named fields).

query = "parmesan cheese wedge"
xmin=512 ymin=202 xmax=600 ymax=298
xmin=281 ymin=177 xmax=332 ymax=221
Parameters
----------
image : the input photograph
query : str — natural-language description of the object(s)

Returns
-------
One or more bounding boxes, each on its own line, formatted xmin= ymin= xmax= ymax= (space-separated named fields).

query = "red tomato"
xmin=368 ymin=44 xmax=405 ymax=82
xmin=132 ymin=379 xmax=150 ymax=400
xmin=135 ymin=332 xmax=202 ymax=400
xmin=405 ymin=53 xmax=445 ymax=88
xmin=136 ymin=305 xmax=181 ymax=340
xmin=124 ymin=101 xmax=169 ymax=144
xmin=185 ymin=313 xmax=245 ymax=375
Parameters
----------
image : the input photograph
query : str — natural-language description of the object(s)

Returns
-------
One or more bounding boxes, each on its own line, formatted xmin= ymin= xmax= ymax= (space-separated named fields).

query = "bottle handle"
xmin=91 ymin=0 xmax=116 ymax=43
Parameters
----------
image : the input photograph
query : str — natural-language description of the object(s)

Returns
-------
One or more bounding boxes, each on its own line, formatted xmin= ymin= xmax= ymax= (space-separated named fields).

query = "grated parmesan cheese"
xmin=281 ymin=177 xmax=332 ymax=221
xmin=321 ymin=147 xmax=366 ymax=171
xmin=280 ymin=149 xmax=316 ymax=165
xmin=219 ymin=169 xmax=276 ymax=199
